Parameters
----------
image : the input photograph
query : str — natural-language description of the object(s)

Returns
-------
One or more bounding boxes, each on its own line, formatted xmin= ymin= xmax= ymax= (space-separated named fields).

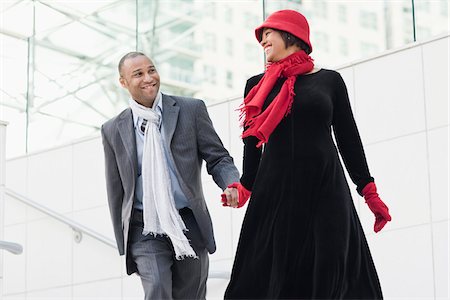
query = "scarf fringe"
xmin=285 ymin=77 xmax=297 ymax=117
xmin=175 ymin=253 xmax=199 ymax=260
xmin=238 ymin=51 xmax=314 ymax=145
xmin=129 ymin=98 xmax=197 ymax=260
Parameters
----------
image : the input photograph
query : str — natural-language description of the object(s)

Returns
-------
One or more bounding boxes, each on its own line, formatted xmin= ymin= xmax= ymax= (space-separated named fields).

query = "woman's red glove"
xmin=362 ymin=182 xmax=392 ymax=233
xmin=221 ymin=182 xmax=251 ymax=208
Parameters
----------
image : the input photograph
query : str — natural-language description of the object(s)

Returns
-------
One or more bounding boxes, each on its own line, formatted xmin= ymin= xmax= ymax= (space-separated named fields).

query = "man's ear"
xmin=119 ymin=76 xmax=126 ymax=88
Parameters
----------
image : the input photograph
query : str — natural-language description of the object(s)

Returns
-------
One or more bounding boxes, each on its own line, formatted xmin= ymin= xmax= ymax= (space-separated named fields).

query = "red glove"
xmin=362 ymin=182 xmax=392 ymax=233
xmin=221 ymin=182 xmax=251 ymax=208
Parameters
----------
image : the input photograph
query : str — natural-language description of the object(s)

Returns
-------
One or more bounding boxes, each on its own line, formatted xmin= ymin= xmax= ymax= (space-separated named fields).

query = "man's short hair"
xmin=118 ymin=51 xmax=147 ymax=76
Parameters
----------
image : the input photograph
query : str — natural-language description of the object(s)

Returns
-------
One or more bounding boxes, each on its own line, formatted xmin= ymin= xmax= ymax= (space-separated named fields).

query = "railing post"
xmin=0 ymin=120 xmax=8 ymax=297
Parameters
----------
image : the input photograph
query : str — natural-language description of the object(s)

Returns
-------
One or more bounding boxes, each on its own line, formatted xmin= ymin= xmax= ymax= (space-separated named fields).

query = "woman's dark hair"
xmin=279 ymin=30 xmax=311 ymax=54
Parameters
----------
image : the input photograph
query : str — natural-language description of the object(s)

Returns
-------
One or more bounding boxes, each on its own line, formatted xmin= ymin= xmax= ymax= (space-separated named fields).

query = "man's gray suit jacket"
xmin=101 ymin=94 xmax=240 ymax=274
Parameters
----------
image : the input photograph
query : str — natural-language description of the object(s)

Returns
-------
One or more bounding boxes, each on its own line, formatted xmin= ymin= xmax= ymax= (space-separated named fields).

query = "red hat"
xmin=255 ymin=9 xmax=312 ymax=53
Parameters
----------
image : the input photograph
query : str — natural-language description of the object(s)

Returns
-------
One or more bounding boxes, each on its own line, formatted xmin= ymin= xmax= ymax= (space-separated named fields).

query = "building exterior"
xmin=1 ymin=0 xmax=448 ymax=156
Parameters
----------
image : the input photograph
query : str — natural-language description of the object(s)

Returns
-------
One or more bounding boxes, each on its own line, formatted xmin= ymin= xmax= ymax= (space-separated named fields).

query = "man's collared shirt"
xmin=131 ymin=92 xmax=189 ymax=210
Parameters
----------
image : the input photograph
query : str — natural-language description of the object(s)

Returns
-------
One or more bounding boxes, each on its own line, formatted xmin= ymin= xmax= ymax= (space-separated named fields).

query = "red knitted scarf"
xmin=240 ymin=51 xmax=314 ymax=147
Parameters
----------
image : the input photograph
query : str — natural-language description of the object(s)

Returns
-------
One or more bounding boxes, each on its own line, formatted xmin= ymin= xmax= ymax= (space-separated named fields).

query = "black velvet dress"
xmin=224 ymin=69 xmax=383 ymax=299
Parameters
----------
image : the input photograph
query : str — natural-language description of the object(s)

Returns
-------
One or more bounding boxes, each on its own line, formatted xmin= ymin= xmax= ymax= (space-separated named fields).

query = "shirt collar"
xmin=131 ymin=91 xmax=163 ymax=128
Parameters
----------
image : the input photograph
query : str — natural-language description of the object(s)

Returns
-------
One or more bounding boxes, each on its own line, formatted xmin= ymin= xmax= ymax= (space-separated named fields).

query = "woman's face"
xmin=260 ymin=28 xmax=294 ymax=63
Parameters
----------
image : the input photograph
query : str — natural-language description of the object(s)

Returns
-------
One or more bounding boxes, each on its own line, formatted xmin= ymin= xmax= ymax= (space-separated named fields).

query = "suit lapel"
xmin=162 ymin=94 xmax=180 ymax=147
xmin=118 ymin=108 xmax=138 ymax=177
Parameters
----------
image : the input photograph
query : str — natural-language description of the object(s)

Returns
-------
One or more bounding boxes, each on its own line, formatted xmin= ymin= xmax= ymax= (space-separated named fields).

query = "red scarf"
xmin=240 ymin=51 xmax=314 ymax=147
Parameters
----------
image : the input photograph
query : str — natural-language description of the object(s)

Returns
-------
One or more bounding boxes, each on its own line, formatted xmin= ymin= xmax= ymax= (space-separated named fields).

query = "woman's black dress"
xmin=224 ymin=69 xmax=383 ymax=299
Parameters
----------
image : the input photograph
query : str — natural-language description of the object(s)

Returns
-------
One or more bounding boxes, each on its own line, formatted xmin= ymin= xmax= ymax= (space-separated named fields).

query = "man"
xmin=101 ymin=51 xmax=239 ymax=299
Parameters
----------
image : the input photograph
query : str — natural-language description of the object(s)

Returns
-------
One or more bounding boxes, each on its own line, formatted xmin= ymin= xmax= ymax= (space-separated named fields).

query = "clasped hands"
xmin=221 ymin=182 xmax=251 ymax=208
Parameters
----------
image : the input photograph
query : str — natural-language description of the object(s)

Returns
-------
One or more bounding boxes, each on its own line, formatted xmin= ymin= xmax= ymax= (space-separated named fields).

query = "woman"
xmin=222 ymin=10 xmax=392 ymax=299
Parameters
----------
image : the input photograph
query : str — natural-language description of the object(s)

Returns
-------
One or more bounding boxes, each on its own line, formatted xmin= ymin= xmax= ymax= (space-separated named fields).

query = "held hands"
xmin=362 ymin=182 xmax=392 ymax=233
xmin=221 ymin=182 xmax=251 ymax=208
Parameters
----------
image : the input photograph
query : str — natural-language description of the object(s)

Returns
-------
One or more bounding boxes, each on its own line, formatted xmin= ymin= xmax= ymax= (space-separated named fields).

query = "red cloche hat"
xmin=255 ymin=9 xmax=312 ymax=53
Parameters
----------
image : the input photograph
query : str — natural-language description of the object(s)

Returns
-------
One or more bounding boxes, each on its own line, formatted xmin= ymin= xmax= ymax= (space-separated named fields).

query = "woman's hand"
xmin=362 ymin=182 xmax=392 ymax=232
xmin=221 ymin=183 xmax=252 ymax=208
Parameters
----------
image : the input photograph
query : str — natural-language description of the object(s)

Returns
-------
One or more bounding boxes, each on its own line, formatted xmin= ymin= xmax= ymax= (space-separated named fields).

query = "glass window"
xmin=226 ymin=71 xmax=233 ymax=88
xmin=414 ymin=0 xmax=448 ymax=41
xmin=205 ymin=2 xmax=216 ymax=19
xmin=314 ymin=32 xmax=330 ymax=53
xmin=440 ymin=1 xmax=448 ymax=17
xmin=339 ymin=37 xmax=349 ymax=56
xmin=204 ymin=32 xmax=217 ymax=52
xmin=360 ymin=11 xmax=378 ymax=30
xmin=224 ymin=6 xmax=233 ymax=23
xmin=244 ymin=12 xmax=259 ymax=28
xmin=360 ymin=42 xmax=379 ymax=56
xmin=313 ymin=1 xmax=328 ymax=18
xmin=226 ymin=37 xmax=233 ymax=56
xmin=337 ymin=5 xmax=347 ymax=23
xmin=245 ymin=42 xmax=260 ymax=61
xmin=1 ymin=0 xmax=448 ymax=156
xmin=415 ymin=1 xmax=431 ymax=12
xmin=203 ymin=65 xmax=217 ymax=84
xmin=287 ymin=0 xmax=303 ymax=4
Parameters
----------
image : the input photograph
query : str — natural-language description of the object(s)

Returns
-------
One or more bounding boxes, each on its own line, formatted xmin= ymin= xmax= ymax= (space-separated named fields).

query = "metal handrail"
xmin=3 ymin=187 xmax=231 ymax=279
xmin=0 ymin=240 xmax=23 ymax=254
xmin=4 ymin=187 xmax=117 ymax=249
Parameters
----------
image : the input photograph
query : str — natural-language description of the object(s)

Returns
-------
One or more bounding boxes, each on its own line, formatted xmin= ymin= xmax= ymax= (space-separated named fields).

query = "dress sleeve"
xmin=332 ymin=72 xmax=374 ymax=195
xmin=240 ymin=76 xmax=263 ymax=191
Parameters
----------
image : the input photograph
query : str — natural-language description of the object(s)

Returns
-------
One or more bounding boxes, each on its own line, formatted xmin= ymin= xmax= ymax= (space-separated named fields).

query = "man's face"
xmin=119 ymin=55 xmax=160 ymax=108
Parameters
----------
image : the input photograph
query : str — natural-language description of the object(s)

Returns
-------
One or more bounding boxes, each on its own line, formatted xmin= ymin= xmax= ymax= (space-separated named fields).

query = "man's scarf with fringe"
xmin=129 ymin=97 xmax=197 ymax=260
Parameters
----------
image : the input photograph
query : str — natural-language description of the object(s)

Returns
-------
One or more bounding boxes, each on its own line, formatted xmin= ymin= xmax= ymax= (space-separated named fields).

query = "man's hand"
xmin=221 ymin=187 xmax=239 ymax=208
xmin=221 ymin=183 xmax=252 ymax=208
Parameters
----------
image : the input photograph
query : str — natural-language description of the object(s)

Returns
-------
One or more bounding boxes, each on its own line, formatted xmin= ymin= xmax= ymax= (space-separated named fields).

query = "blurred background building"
xmin=1 ymin=0 xmax=448 ymax=156
xmin=1 ymin=0 xmax=449 ymax=299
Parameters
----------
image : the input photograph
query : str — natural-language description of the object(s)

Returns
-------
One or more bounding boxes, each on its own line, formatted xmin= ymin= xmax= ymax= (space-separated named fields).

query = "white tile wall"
xmin=72 ymin=278 xmax=122 ymax=300
xmin=432 ymin=221 xmax=449 ymax=300
xmin=362 ymin=133 xmax=431 ymax=232
xmin=27 ymin=147 xmax=73 ymax=217
xmin=422 ymin=37 xmax=450 ymax=129
xmin=206 ymin=103 xmax=231 ymax=151
xmin=354 ymin=47 xmax=426 ymax=144
xmin=27 ymin=286 xmax=72 ymax=299
xmin=427 ymin=127 xmax=449 ymax=222
xmin=4 ymin=157 xmax=27 ymax=196
xmin=367 ymin=225 xmax=435 ymax=299
xmin=122 ymin=274 xmax=144 ymax=299
xmin=72 ymin=138 xmax=107 ymax=211
xmin=72 ymin=235 xmax=122 ymax=285
xmin=207 ymin=258 xmax=233 ymax=300
xmin=26 ymin=217 xmax=73 ymax=291
xmin=2 ymin=294 xmax=26 ymax=300
xmin=4 ymin=194 xmax=27 ymax=226
xmin=206 ymin=277 xmax=229 ymax=300
xmin=72 ymin=206 xmax=115 ymax=240
xmin=202 ymin=180 xmax=233 ymax=261
xmin=3 ymin=223 xmax=27 ymax=295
